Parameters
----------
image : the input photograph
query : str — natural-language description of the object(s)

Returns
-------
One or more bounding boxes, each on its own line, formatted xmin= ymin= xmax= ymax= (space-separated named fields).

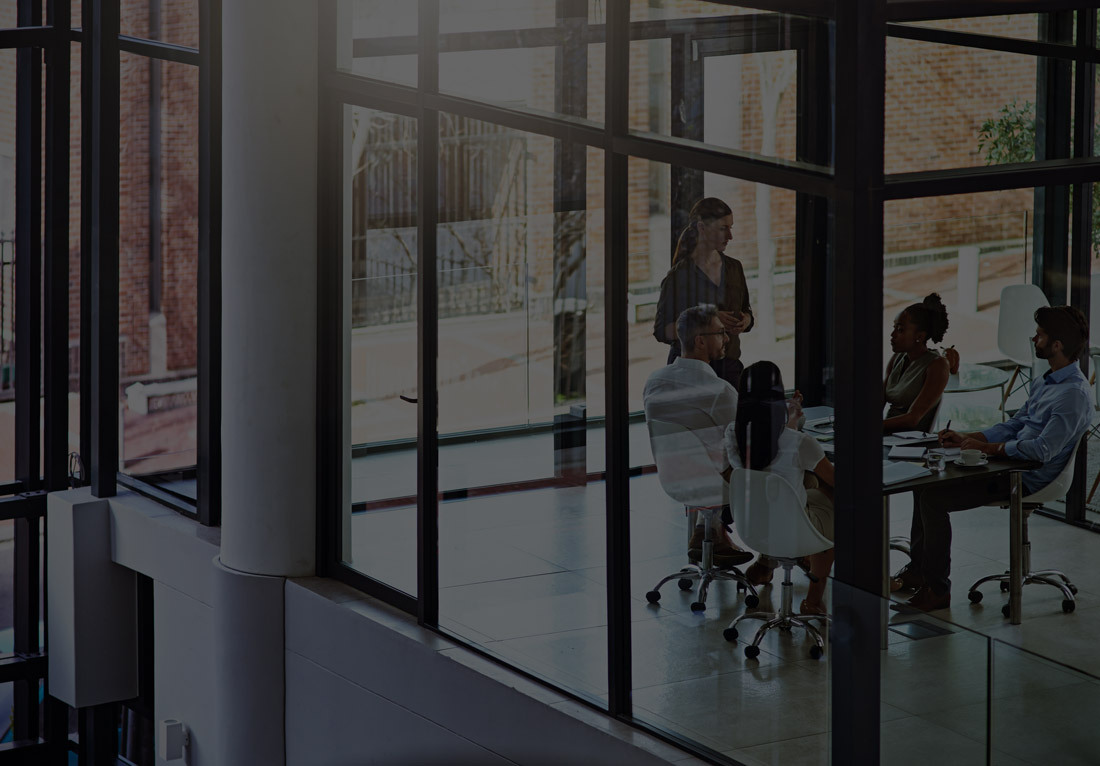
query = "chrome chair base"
xmin=967 ymin=539 xmax=1078 ymax=615
xmin=646 ymin=540 xmax=759 ymax=613
xmin=645 ymin=511 xmax=759 ymax=613
xmin=722 ymin=560 xmax=830 ymax=660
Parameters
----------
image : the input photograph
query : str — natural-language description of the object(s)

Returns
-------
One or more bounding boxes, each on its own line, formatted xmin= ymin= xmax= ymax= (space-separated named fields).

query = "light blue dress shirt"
xmin=982 ymin=362 xmax=1092 ymax=494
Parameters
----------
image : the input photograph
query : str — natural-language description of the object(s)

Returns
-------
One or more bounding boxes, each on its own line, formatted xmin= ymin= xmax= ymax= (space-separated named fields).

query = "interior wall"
xmin=47 ymin=489 xmax=687 ymax=765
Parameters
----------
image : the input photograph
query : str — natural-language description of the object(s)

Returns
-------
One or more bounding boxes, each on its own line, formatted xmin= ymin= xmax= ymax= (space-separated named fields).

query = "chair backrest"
xmin=998 ymin=284 xmax=1048 ymax=367
xmin=647 ymin=418 xmax=727 ymax=509
xmin=1023 ymin=439 xmax=1082 ymax=504
xmin=729 ymin=468 xmax=832 ymax=559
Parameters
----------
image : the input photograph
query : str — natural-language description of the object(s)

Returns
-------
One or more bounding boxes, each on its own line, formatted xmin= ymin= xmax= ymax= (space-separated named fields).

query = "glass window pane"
xmin=885 ymin=190 xmax=1036 ymax=432
xmin=120 ymin=0 xmax=199 ymax=49
xmin=437 ymin=1 xmax=604 ymax=123
xmin=336 ymin=0 xmax=418 ymax=88
xmin=434 ymin=115 xmax=609 ymax=706
xmin=343 ymin=105 xmax=418 ymax=596
xmin=886 ymin=38 xmax=1058 ymax=174
xmin=119 ymin=54 xmax=199 ymax=481
xmin=628 ymin=3 xmax=832 ymax=169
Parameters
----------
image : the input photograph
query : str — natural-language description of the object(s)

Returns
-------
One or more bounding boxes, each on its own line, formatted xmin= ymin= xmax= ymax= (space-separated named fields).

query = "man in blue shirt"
xmin=892 ymin=305 xmax=1092 ymax=612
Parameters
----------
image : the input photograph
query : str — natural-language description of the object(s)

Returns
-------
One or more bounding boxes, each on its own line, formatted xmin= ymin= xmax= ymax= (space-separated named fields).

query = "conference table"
xmin=802 ymin=406 xmax=1038 ymax=624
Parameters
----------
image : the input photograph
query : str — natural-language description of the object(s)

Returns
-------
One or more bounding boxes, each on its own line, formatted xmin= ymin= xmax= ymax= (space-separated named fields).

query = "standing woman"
xmin=653 ymin=198 xmax=754 ymax=388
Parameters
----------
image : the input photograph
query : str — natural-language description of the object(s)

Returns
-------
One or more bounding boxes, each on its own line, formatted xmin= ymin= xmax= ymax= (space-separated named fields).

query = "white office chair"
xmin=724 ymin=468 xmax=833 ymax=659
xmin=644 ymin=419 xmax=759 ymax=613
xmin=990 ymin=284 xmax=1049 ymax=416
xmin=967 ymin=440 xmax=1081 ymax=616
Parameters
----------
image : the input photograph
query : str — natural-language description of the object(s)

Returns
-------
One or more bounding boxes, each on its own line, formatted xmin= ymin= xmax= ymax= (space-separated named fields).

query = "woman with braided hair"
xmin=883 ymin=292 xmax=957 ymax=434
xmin=653 ymin=198 xmax=753 ymax=389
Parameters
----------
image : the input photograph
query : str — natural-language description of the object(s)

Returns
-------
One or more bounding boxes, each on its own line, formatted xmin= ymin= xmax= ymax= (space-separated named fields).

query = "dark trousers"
xmin=910 ymin=474 xmax=1010 ymax=594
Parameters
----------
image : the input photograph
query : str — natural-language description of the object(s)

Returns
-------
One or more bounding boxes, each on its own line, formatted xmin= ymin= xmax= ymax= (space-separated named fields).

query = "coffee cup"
xmin=960 ymin=448 xmax=983 ymax=466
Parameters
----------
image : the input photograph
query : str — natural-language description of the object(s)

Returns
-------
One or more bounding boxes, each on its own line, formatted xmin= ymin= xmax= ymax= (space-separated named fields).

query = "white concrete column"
xmin=221 ymin=0 xmax=318 ymax=577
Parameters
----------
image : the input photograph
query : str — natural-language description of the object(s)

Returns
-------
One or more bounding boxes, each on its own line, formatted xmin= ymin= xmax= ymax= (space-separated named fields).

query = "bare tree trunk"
xmin=754 ymin=55 xmax=794 ymax=345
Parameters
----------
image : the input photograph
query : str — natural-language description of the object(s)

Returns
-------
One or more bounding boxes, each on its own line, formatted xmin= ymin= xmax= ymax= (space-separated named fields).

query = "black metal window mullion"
xmin=604 ymin=0 xmax=631 ymax=720
xmin=13 ymin=0 xmax=44 ymax=745
xmin=42 ymin=0 xmax=75 ymax=749
xmin=831 ymin=2 xmax=886 ymax=764
xmin=86 ymin=0 xmax=120 ymax=498
xmin=416 ymin=0 xmax=440 ymax=628
xmin=197 ymin=0 xmax=222 ymax=526
xmin=1067 ymin=8 xmax=1096 ymax=523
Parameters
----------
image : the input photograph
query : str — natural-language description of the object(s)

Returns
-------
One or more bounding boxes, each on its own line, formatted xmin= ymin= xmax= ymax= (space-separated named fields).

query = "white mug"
xmin=960 ymin=448 xmax=983 ymax=465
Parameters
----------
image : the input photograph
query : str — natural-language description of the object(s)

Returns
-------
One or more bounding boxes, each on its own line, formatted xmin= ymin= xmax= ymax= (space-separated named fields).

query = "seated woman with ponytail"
xmin=723 ymin=361 xmax=835 ymax=615
xmin=884 ymin=293 xmax=957 ymax=434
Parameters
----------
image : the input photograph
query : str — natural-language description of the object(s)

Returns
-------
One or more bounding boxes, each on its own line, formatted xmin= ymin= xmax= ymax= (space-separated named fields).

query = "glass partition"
xmin=437 ymin=1 xmax=604 ymax=123
xmin=434 ymin=117 xmax=610 ymax=706
xmin=336 ymin=0 xmax=418 ymax=87
xmin=627 ymin=2 xmax=833 ymax=170
xmin=343 ymin=105 xmax=418 ymax=596
xmin=119 ymin=54 xmax=200 ymax=480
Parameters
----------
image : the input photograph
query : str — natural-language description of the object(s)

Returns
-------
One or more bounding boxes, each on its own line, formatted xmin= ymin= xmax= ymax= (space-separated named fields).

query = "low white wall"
xmin=284 ymin=579 xmax=691 ymax=766
xmin=49 ymin=488 xmax=699 ymax=765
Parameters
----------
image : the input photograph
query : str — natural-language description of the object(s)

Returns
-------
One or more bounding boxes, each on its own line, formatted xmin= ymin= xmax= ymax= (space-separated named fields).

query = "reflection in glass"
xmin=336 ymin=0 xmax=417 ymax=87
xmin=435 ymin=1 xmax=603 ymax=119
xmin=430 ymin=116 xmax=609 ymax=706
xmin=343 ymin=106 xmax=418 ymax=595
xmin=119 ymin=0 xmax=200 ymax=49
xmin=627 ymin=3 xmax=831 ymax=168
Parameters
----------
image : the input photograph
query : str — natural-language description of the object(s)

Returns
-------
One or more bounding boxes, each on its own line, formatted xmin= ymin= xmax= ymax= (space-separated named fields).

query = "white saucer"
xmin=953 ymin=457 xmax=988 ymax=468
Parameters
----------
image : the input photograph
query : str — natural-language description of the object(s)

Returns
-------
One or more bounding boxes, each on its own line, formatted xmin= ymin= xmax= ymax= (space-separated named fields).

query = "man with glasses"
xmin=892 ymin=305 xmax=1092 ymax=613
xmin=643 ymin=304 xmax=753 ymax=566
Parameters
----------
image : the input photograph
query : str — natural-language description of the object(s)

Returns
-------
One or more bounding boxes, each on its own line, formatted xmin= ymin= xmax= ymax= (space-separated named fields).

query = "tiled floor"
xmin=350 ymin=472 xmax=1100 ymax=765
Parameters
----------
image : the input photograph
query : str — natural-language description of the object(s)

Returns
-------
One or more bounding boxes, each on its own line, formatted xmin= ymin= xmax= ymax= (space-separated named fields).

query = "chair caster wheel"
xmin=645 ymin=591 xmax=661 ymax=605
xmin=1069 ymin=584 xmax=1079 ymax=595
xmin=723 ymin=627 xmax=738 ymax=642
xmin=999 ymin=581 xmax=1010 ymax=593
xmin=1062 ymin=599 xmax=1075 ymax=613
xmin=809 ymin=646 xmax=823 ymax=660
xmin=1002 ymin=604 xmax=1011 ymax=618
xmin=968 ymin=590 xmax=983 ymax=604
xmin=744 ymin=645 xmax=760 ymax=659
xmin=745 ymin=594 xmax=759 ymax=608
xmin=677 ymin=578 xmax=693 ymax=591
xmin=690 ymin=601 xmax=706 ymax=613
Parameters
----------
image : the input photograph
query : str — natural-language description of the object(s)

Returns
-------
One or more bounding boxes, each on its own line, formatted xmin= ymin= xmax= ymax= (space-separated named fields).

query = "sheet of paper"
xmin=888 ymin=445 xmax=927 ymax=459
xmin=882 ymin=460 xmax=931 ymax=485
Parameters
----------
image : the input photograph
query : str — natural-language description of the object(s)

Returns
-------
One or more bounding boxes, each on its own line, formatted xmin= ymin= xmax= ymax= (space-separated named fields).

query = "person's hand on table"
xmin=938 ymin=429 xmax=964 ymax=447
xmin=960 ymin=438 xmax=1004 ymax=456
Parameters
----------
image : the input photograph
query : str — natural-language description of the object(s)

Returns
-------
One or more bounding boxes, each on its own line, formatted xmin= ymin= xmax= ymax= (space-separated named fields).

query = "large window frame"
xmin=0 ymin=0 xmax=222 ymax=760
xmin=319 ymin=3 xmax=1100 ymax=765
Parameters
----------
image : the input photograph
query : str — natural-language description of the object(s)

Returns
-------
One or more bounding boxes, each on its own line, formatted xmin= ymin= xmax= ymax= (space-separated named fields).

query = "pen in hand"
xmin=940 ymin=419 xmax=952 ymax=444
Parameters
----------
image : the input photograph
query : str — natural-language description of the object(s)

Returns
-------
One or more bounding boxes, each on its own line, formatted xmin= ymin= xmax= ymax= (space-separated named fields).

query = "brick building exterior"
xmin=0 ymin=8 xmax=1051 ymax=378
